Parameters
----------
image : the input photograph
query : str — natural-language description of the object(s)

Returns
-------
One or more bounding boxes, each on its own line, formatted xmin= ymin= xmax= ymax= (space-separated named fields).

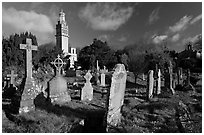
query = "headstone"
xmin=105 ymin=64 xmax=127 ymax=129
xmin=147 ymin=70 xmax=154 ymax=100
xmin=156 ymin=69 xmax=161 ymax=95
xmin=19 ymin=38 xmax=40 ymax=113
xmin=49 ymin=54 xmax=71 ymax=104
xmin=184 ymin=69 xmax=195 ymax=92
xmin=142 ymin=73 xmax=145 ymax=81
xmin=164 ymin=61 xmax=175 ymax=94
xmin=100 ymin=67 xmax=107 ymax=87
xmin=7 ymin=70 xmax=18 ymax=86
xmin=96 ymin=60 xmax=99 ymax=71
xmin=81 ymin=70 xmax=93 ymax=101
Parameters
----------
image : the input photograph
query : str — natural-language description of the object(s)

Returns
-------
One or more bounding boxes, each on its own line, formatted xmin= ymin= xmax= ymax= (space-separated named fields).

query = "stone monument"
xmin=105 ymin=64 xmax=127 ymax=130
xmin=49 ymin=54 xmax=71 ymax=104
xmin=7 ymin=70 xmax=18 ymax=87
xmin=19 ymin=38 xmax=40 ymax=113
xmin=147 ymin=70 xmax=154 ymax=100
xmin=81 ymin=70 xmax=93 ymax=101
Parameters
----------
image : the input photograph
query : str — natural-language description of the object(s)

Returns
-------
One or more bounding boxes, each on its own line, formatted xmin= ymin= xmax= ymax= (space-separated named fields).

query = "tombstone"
xmin=156 ymin=69 xmax=161 ymax=95
xmin=96 ymin=60 xmax=100 ymax=71
xmin=49 ymin=54 xmax=71 ymax=104
xmin=19 ymin=38 xmax=40 ymax=113
xmin=184 ymin=69 xmax=195 ymax=92
xmin=100 ymin=66 xmax=107 ymax=87
xmin=7 ymin=70 xmax=18 ymax=86
xmin=142 ymin=73 xmax=145 ymax=81
xmin=147 ymin=70 xmax=154 ymax=100
xmin=105 ymin=64 xmax=127 ymax=130
xmin=164 ymin=61 xmax=175 ymax=94
xmin=3 ymin=77 xmax=10 ymax=89
xmin=81 ymin=70 xmax=93 ymax=101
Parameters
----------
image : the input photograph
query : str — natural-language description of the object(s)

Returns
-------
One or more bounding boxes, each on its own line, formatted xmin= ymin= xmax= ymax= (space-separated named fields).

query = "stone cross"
xmin=51 ymin=54 xmax=66 ymax=76
xmin=81 ymin=70 xmax=93 ymax=101
xmin=20 ymin=38 xmax=38 ymax=79
xmin=106 ymin=64 xmax=127 ymax=130
xmin=147 ymin=70 xmax=154 ymax=100
xmin=19 ymin=38 xmax=40 ymax=113
xmin=7 ymin=70 xmax=18 ymax=86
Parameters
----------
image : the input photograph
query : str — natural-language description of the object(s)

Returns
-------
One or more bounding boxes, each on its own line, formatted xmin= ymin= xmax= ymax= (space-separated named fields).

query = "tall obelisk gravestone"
xmin=19 ymin=38 xmax=39 ymax=113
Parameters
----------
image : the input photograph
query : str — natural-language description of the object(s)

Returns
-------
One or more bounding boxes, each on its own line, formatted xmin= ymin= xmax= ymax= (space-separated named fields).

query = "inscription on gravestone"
xmin=105 ymin=64 xmax=127 ymax=129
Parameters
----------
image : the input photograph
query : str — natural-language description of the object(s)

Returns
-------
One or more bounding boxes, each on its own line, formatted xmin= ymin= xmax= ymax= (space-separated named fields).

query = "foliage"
xmin=78 ymin=38 xmax=117 ymax=70
xmin=2 ymin=32 xmax=38 ymax=77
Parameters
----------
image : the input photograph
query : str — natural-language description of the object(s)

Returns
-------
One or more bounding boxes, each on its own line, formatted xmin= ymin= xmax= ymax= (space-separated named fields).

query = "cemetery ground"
xmin=2 ymin=72 xmax=202 ymax=133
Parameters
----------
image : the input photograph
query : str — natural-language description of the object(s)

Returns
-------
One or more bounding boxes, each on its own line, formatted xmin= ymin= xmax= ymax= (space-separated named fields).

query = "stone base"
xmin=50 ymin=91 xmax=71 ymax=105
xmin=19 ymin=77 xmax=40 ymax=113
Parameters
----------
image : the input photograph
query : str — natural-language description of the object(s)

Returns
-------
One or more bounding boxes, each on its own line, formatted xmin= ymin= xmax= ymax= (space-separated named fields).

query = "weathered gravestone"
xmin=147 ymin=70 xmax=154 ymax=100
xmin=156 ymin=69 xmax=161 ymax=95
xmin=49 ymin=54 xmax=71 ymax=104
xmin=184 ymin=69 xmax=195 ymax=91
xmin=100 ymin=67 xmax=107 ymax=87
xmin=19 ymin=38 xmax=40 ymax=113
xmin=164 ymin=61 xmax=175 ymax=94
xmin=81 ymin=70 xmax=93 ymax=101
xmin=7 ymin=70 xmax=18 ymax=86
xmin=105 ymin=64 xmax=127 ymax=129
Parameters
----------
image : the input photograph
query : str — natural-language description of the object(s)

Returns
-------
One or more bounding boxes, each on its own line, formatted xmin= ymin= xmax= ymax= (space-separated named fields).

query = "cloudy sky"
xmin=2 ymin=2 xmax=202 ymax=52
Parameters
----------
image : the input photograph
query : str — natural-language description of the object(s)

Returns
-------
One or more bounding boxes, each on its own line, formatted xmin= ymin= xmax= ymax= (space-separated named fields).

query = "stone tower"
xmin=56 ymin=9 xmax=69 ymax=56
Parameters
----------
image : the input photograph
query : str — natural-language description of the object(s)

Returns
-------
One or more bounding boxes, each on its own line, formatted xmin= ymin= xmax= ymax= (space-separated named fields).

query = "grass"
xmin=2 ymin=73 xmax=202 ymax=133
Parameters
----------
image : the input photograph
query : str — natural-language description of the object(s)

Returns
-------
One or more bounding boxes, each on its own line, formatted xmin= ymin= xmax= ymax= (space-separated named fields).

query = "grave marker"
xmin=49 ymin=54 xmax=71 ymax=104
xmin=105 ymin=64 xmax=127 ymax=129
xmin=156 ymin=69 xmax=161 ymax=95
xmin=147 ymin=70 xmax=154 ymax=100
xmin=19 ymin=38 xmax=40 ymax=113
xmin=81 ymin=70 xmax=93 ymax=101
xmin=7 ymin=70 xmax=18 ymax=86
xmin=164 ymin=61 xmax=175 ymax=94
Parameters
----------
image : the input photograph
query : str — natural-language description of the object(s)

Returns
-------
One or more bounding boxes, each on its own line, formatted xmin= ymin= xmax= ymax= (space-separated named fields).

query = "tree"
xmin=78 ymin=38 xmax=117 ymax=70
xmin=2 ymin=32 xmax=38 ymax=77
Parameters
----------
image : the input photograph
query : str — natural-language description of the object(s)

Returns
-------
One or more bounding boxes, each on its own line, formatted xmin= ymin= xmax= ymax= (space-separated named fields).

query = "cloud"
xmin=152 ymin=35 xmax=168 ymax=44
xmin=79 ymin=3 xmax=134 ymax=31
xmin=118 ymin=35 xmax=127 ymax=42
xmin=169 ymin=15 xmax=192 ymax=33
xmin=97 ymin=34 xmax=111 ymax=41
xmin=148 ymin=7 xmax=160 ymax=25
xmin=171 ymin=33 xmax=180 ymax=42
xmin=182 ymin=34 xmax=201 ymax=45
xmin=190 ymin=14 xmax=202 ymax=24
xmin=2 ymin=7 xmax=55 ymax=45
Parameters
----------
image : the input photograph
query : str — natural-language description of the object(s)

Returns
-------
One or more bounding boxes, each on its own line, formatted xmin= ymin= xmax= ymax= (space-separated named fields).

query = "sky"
xmin=2 ymin=2 xmax=202 ymax=52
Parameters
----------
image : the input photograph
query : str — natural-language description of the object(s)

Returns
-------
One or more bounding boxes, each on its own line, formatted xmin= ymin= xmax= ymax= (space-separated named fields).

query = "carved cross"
xmin=20 ymin=38 xmax=38 ymax=79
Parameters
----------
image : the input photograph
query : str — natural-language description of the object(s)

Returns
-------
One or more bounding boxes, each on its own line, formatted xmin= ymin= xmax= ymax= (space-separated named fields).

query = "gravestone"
xmin=19 ymin=38 xmax=40 ymax=113
xmin=147 ymin=70 xmax=154 ymax=100
xmin=156 ymin=69 xmax=161 ymax=95
xmin=49 ymin=54 xmax=71 ymax=104
xmin=184 ymin=69 xmax=195 ymax=92
xmin=164 ymin=61 xmax=175 ymax=94
xmin=7 ymin=70 xmax=18 ymax=86
xmin=100 ymin=66 xmax=107 ymax=87
xmin=81 ymin=70 xmax=93 ymax=101
xmin=142 ymin=73 xmax=145 ymax=81
xmin=105 ymin=64 xmax=127 ymax=129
